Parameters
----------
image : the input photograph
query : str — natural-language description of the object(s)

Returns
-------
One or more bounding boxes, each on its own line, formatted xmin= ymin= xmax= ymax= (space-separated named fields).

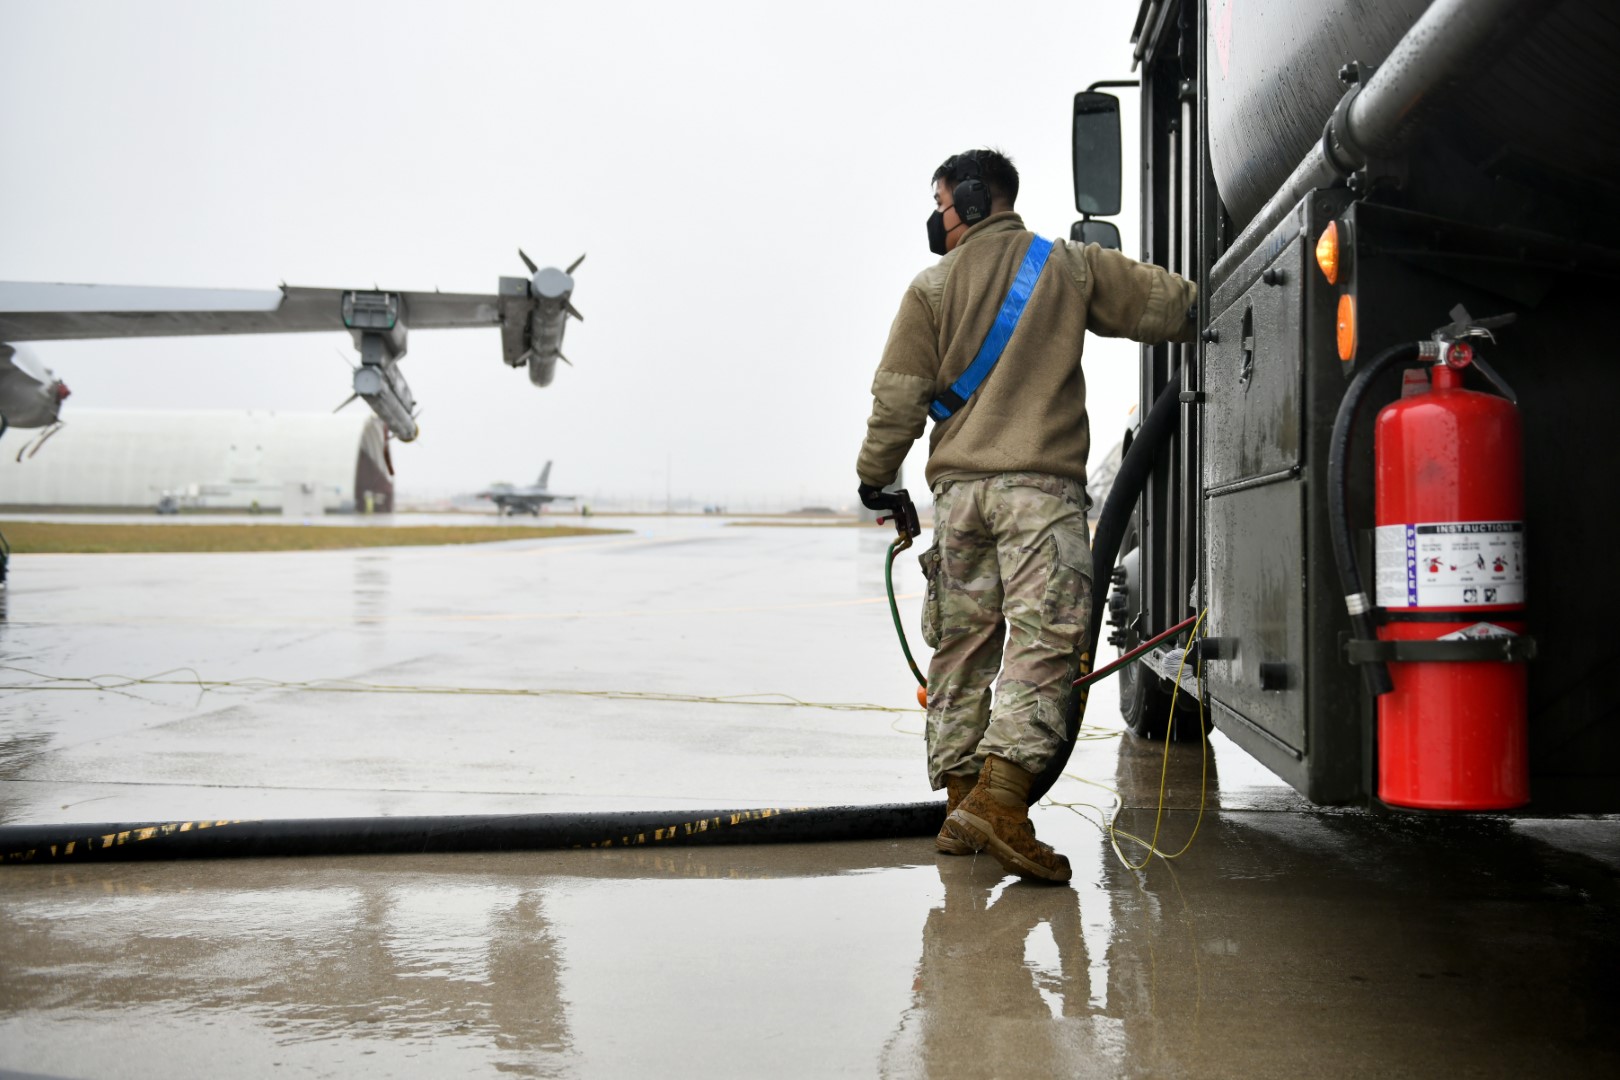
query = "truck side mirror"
xmin=1073 ymin=91 xmax=1122 ymax=217
xmin=1070 ymin=219 xmax=1122 ymax=250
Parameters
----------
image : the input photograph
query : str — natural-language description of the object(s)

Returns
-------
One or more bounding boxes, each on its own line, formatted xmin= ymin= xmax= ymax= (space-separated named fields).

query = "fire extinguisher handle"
xmin=1468 ymin=354 xmax=1518 ymax=405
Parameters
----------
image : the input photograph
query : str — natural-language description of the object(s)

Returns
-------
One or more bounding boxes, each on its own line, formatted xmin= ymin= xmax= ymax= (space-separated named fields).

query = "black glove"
xmin=858 ymin=482 xmax=895 ymax=511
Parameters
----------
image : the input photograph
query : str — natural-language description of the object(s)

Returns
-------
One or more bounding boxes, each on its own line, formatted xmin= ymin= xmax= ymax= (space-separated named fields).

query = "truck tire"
xmin=1120 ymin=649 xmax=1207 ymax=742
xmin=1107 ymin=515 xmax=1210 ymax=742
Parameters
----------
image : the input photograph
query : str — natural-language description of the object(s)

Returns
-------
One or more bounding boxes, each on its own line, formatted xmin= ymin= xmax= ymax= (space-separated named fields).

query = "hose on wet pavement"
xmin=0 ymin=801 xmax=946 ymax=865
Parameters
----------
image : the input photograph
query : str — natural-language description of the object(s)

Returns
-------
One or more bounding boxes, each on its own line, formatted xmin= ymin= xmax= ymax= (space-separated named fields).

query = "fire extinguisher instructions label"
xmin=1375 ymin=521 xmax=1525 ymax=608
xmin=1439 ymin=622 xmax=1517 ymax=641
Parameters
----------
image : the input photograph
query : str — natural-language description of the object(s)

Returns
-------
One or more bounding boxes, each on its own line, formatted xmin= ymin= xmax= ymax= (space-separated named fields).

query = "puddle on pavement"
xmin=1 ymin=812 xmax=1615 ymax=1079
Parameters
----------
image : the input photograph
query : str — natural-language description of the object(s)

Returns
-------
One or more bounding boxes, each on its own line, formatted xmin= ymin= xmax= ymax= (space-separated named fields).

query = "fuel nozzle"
xmin=876 ymin=489 xmax=921 ymax=542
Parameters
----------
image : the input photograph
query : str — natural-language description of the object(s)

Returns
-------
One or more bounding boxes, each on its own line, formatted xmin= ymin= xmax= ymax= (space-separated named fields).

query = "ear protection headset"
xmin=951 ymin=152 xmax=993 ymax=226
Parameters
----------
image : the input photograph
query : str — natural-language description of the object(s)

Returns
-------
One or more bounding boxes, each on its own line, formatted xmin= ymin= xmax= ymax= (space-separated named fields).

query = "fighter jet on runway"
xmin=0 ymin=251 xmax=586 ymax=444
xmin=478 ymin=461 xmax=576 ymax=516
xmin=0 ymin=344 xmax=70 ymax=459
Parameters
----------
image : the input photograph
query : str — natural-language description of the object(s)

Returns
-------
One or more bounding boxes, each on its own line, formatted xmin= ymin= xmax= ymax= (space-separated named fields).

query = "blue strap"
xmin=929 ymin=235 xmax=1056 ymax=422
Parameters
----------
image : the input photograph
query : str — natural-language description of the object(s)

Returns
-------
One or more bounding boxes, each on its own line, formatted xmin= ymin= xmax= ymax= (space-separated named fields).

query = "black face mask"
xmin=926 ymin=209 xmax=952 ymax=256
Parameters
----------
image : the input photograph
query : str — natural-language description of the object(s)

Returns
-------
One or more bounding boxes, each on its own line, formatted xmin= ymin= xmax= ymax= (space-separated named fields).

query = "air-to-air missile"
xmin=339 ymin=290 xmax=419 ymax=441
xmin=500 ymin=251 xmax=585 ymax=388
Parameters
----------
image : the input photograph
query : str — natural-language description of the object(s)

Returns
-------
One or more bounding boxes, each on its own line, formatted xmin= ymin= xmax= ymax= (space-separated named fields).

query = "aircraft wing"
xmin=0 ymin=282 xmax=522 ymax=342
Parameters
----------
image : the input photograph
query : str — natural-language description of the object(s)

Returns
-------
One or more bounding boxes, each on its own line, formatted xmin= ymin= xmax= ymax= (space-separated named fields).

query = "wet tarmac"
xmin=1 ymin=515 xmax=1616 ymax=1078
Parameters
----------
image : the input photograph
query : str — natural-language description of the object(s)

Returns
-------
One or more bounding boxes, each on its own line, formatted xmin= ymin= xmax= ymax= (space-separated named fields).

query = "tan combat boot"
xmin=946 ymin=755 xmax=1072 ymax=883
xmin=935 ymin=773 xmax=977 ymax=855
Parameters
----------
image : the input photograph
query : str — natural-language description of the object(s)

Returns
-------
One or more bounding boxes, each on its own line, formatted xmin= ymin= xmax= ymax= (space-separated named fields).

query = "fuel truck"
xmin=1075 ymin=0 xmax=1620 ymax=812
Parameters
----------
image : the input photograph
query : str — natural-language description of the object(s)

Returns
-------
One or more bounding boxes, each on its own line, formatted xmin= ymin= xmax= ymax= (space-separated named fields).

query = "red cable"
xmin=1073 ymin=612 xmax=1200 ymax=689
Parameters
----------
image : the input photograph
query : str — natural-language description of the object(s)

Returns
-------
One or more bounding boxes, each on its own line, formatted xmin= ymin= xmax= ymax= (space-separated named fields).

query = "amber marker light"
xmin=1336 ymin=293 xmax=1357 ymax=361
xmin=1315 ymin=220 xmax=1341 ymax=284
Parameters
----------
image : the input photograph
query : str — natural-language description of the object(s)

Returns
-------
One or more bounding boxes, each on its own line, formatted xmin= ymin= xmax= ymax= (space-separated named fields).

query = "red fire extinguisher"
xmin=1372 ymin=339 xmax=1529 ymax=809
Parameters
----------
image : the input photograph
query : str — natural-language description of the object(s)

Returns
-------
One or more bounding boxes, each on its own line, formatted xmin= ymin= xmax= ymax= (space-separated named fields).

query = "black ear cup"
xmin=950 ymin=152 xmax=992 ymax=226
xmin=953 ymin=177 xmax=991 ymax=225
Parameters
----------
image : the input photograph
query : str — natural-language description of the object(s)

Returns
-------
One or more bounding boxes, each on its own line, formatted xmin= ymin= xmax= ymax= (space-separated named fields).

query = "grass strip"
xmin=0 ymin=521 xmax=624 ymax=554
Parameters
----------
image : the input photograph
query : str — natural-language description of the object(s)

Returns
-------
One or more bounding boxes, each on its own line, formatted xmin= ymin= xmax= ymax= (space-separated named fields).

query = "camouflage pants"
xmin=919 ymin=473 xmax=1092 ymax=789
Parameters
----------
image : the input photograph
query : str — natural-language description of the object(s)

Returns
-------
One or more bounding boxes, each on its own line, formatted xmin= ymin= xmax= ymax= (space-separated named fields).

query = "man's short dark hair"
xmin=933 ymin=148 xmax=1020 ymax=207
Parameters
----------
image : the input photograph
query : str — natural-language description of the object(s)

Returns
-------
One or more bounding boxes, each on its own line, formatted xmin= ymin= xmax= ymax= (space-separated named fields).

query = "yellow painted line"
xmin=428 ymin=593 xmax=917 ymax=623
xmin=1 ymin=592 xmax=923 ymax=629
xmin=455 ymin=534 xmax=717 ymax=559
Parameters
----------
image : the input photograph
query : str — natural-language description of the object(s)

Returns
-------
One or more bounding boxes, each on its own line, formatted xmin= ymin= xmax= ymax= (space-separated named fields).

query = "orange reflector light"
xmin=1337 ymin=293 xmax=1357 ymax=361
xmin=1316 ymin=220 xmax=1340 ymax=284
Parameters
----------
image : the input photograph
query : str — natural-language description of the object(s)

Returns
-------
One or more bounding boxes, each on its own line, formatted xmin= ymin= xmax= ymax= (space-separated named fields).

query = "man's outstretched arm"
xmin=1078 ymin=244 xmax=1198 ymax=345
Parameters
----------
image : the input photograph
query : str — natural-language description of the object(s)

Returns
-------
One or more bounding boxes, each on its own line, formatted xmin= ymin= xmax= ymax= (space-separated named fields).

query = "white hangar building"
xmin=0 ymin=410 xmax=393 ymax=513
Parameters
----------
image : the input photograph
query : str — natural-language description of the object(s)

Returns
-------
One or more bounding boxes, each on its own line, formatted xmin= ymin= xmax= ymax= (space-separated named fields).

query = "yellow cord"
xmin=1104 ymin=607 xmax=1210 ymax=870
xmin=0 ymin=665 xmax=917 ymax=717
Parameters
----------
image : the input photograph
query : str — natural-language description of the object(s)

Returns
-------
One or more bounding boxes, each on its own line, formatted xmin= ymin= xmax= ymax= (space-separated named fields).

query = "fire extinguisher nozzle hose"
xmin=1328 ymin=341 xmax=1423 ymax=699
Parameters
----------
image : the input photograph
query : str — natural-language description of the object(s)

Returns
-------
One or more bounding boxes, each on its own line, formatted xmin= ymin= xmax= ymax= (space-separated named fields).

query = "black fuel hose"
xmin=1328 ymin=341 xmax=1423 ymax=699
xmin=1030 ymin=370 xmax=1184 ymax=805
xmin=0 ymin=801 xmax=945 ymax=866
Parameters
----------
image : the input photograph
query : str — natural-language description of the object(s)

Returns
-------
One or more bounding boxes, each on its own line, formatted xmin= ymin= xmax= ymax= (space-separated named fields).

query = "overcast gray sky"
xmin=1 ymin=1 xmax=1146 ymax=508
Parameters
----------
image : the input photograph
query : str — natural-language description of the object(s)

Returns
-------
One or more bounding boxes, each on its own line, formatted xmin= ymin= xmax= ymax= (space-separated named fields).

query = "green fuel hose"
xmin=873 ymin=490 xmax=927 ymax=700
xmin=885 ymin=534 xmax=927 ymax=689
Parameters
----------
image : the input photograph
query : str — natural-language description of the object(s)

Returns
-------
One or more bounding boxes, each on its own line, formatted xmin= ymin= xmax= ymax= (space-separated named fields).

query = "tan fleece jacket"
xmin=856 ymin=212 xmax=1196 ymax=491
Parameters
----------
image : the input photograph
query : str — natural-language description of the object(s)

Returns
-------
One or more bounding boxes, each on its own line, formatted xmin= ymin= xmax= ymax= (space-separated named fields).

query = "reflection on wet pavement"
xmin=884 ymin=856 xmax=1094 ymax=1075
xmin=3 ymin=813 xmax=1615 ymax=1079
xmin=352 ymin=554 xmax=392 ymax=628
xmin=0 ymin=516 xmax=1616 ymax=1078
